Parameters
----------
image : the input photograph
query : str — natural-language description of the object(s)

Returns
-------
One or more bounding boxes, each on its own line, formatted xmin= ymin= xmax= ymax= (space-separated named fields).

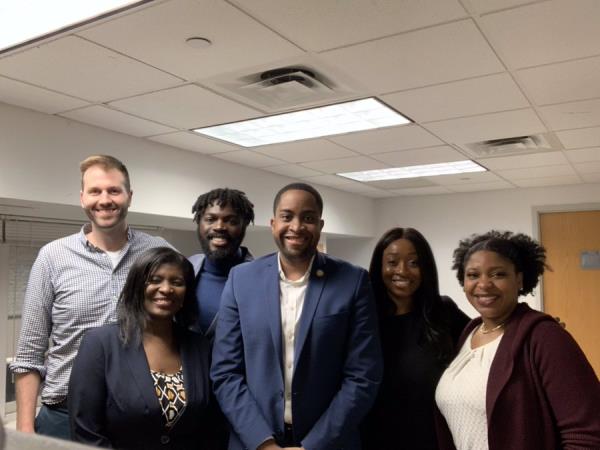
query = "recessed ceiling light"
xmin=186 ymin=37 xmax=212 ymax=49
xmin=192 ymin=97 xmax=411 ymax=147
xmin=0 ymin=0 xmax=148 ymax=54
xmin=338 ymin=160 xmax=487 ymax=182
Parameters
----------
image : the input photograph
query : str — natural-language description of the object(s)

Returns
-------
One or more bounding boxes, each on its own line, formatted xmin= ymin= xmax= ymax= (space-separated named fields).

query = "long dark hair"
xmin=117 ymin=247 xmax=197 ymax=346
xmin=369 ymin=227 xmax=454 ymax=362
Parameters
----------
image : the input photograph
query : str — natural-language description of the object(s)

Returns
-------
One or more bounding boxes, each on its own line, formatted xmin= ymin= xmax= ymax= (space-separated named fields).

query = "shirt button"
xmin=160 ymin=435 xmax=170 ymax=444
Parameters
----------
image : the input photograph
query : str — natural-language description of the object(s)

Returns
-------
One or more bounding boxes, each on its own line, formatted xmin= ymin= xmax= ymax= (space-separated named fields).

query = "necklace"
xmin=479 ymin=321 xmax=505 ymax=334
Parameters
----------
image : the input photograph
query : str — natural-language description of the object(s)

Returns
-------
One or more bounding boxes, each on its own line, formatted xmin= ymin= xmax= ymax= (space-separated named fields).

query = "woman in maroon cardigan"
xmin=435 ymin=230 xmax=600 ymax=450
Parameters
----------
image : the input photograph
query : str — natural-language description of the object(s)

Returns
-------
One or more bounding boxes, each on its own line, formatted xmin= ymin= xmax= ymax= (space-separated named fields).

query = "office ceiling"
xmin=1 ymin=0 xmax=600 ymax=198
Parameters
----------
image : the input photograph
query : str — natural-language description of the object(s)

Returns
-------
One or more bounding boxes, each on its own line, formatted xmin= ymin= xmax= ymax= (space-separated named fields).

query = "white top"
xmin=277 ymin=254 xmax=314 ymax=424
xmin=105 ymin=248 xmax=124 ymax=268
xmin=435 ymin=328 xmax=503 ymax=450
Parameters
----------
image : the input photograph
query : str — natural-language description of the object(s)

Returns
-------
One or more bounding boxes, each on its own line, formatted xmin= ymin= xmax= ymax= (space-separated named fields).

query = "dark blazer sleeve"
xmin=530 ymin=321 xmax=600 ymax=448
xmin=210 ymin=271 xmax=274 ymax=450
xmin=301 ymin=268 xmax=383 ymax=450
xmin=69 ymin=328 xmax=112 ymax=448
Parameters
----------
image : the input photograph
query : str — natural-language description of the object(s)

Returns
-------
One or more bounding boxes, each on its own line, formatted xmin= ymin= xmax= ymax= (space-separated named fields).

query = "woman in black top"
xmin=362 ymin=228 xmax=469 ymax=450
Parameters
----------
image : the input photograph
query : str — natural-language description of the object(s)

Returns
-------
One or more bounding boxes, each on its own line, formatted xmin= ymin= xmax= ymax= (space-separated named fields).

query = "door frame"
xmin=532 ymin=201 xmax=600 ymax=312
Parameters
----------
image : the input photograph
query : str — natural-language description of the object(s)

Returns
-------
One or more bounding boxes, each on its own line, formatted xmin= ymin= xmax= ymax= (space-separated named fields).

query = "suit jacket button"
xmin=160 ymin=435 xmax=170 ymax=444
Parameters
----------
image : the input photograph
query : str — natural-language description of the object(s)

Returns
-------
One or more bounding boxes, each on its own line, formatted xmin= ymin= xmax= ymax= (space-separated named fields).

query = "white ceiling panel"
xmin=469 ymin=0 xmax=538 ymax=14
xmin=511 ymin=175 xmax=582 ymax=188
xmin=564 ymin=147 xmax=600 ymax=163
xmin=78 ymin=0 xmax=303 ymax=81
xmin=391 ymin=186 xmax=452 ymax=196
xmin=301 ymin=156 xmax=388 ymax=174
xmin=447 ymin=180 xmax=515 ymax=192
xmin=556 ymin=127 xmax=600 ymax=149
xmin=480 ymin=0 xmax=600 ymax=68
xmin=254 ymin=139 xmax=356 ymax=163
xmin=230 ymin=0 xmax=467 ymax=52
xmin=581 ymin=173 xmax=600 ymax=183
xmin=372 ymin=146 xmax=465 ymax=166
xmin=0 ymin=36 xmax=181 ymax=102
xmin=148 ymin=132 xmax=240 ymax=154
xmin=382 ymin=73 xmax=528 ymax=123
xmin=299 ymin=174 xmax=355 ymax=187
xmin=424 ymin=109 xmax=546 ymax=144
xmin=213 ymin=150 xmax=285 ymax=168
xmin=477 ymin=151 xmax=567 ymax=170
xmin=263 ymin=164 xmax=323 ymax=178
xmin=109 ymin=84 xmax=260 ymax=129
xmin=497 ymin=164 xmax=576 ymax=180
xmin=516 ymin=56 xmax=600 ymax=106
xmin=367 ymin=178 xmax=437 ymax=190
xmin=329 ymin=125 xmax=442 ymax=155
xmin=59 ymin=106 xmax=175 ymax=137
xmin=539 ymin=98 xmax=600 ymax=131
xmin=320 ymin=20 xmax=504 ymax=93
xmin=332 ymin=181 xmax=390 ymax=197
xmin=573 ymin=161 xmax=600 ymax=174
xmin=0 ymin=76 xmax=89 ymax=114
xmin=425 ymin=171 xmax=503 ymax=185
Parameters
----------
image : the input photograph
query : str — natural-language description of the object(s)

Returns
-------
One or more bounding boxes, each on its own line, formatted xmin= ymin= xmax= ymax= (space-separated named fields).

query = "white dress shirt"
xmin=277 ymin=254 xmax=314 ymax=424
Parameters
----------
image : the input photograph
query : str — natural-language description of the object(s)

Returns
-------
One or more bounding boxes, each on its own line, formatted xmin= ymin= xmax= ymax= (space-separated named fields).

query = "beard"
xmin=198 ymin=229 xmax=245 ymax=261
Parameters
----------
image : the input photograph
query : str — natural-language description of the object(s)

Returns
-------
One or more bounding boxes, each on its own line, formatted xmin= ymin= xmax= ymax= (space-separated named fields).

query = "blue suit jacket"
xmin=69 ymin=324 xmax=217 ymax=450
xmin=210 ymin=252 xmax=383 ymax=450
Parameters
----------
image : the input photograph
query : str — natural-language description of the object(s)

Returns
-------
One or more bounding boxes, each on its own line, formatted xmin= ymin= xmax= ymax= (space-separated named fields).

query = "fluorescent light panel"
xmin=339 ymin=160 xmax=487 ymax=182
xmin=192 ymin=98 xmax=411 ymax=147
xmin=0 ymin=1 xmax=146 ymax=53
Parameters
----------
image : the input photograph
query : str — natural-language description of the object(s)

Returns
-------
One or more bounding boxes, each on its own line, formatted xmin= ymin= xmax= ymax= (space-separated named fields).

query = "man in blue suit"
xmin=211 ymin=183 xmax=382 ymax=450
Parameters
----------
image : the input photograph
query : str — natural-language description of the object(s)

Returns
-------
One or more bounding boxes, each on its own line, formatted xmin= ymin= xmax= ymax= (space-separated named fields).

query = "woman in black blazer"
xmin=69 ymin=247 xmax=220 ymax=450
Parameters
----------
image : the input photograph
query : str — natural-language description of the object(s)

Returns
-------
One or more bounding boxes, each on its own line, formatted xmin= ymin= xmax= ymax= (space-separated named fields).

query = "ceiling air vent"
xmin=235 ymin=66 xmax=334 ymax=109
xmin=458 ymin=133 xmax=555 ymax=158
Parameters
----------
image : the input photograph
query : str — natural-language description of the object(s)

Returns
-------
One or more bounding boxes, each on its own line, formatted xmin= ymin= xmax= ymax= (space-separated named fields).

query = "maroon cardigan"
xmin=435 ymin=303 xmax=600 ymax=450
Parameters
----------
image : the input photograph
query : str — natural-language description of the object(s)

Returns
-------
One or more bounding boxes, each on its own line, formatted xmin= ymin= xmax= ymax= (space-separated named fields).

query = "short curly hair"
xmin=191 ymin=188 xmax=254 ymax=227
xmin=452 ymin=230 xmax=546 ymax=296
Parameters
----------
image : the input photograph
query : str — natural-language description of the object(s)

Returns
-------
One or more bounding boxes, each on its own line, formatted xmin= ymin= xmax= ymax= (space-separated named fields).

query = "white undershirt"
xmin=435 ymin=328 xmax=503 ymax=450
xmin=277 ymin=253 xmax=314 ymax=424
xmin=105 ymin=249 xmax=123 ymax=268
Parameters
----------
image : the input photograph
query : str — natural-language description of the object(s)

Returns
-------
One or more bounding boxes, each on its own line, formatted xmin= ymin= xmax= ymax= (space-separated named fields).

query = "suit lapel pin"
xmin=316 ymin=269 xmax=325 ymax=277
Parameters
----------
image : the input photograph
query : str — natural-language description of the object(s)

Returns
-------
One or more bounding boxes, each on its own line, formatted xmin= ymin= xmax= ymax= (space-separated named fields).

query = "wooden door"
xmin=539 ymin=210 xmax=600 ymax=376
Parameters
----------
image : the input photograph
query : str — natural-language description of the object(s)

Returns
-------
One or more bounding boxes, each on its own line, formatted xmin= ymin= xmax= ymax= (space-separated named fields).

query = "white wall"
xmin=375 ymin=184 xmax=600 ymax=316
xmin=0 ymin=102 xmax=374 ymax=238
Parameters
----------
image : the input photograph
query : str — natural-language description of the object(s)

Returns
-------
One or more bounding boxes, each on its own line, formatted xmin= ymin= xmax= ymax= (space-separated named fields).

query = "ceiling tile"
xmin=390 ymin=186 xmax=453 ymax=196
xmin=573 ymin=161 xmax=600 ymax=174
xmin=59 ymin=106 xmax=175 ymax=137
xmin=301 ymin=156 xmax=388 ymax=174
xmin=424 ymin=109 xmax=546 ymax=144
xmin=480 ymin=0 xmax=600 ymax=68
xmin=263 ymin=164 xmax=323 ymax=178
xmin=469 ymin=0 xmax=537 ymax=14
xmin=372 ymin=145 xmax=466 ymax=166
xmin=382 ymin=73 xmax=529 ymax=123
xmin=367 ymin=178 xmax=437 ymax=190
xmin=0 ymin=36 xmax=181 ymax=102
xmin=320 ymin=20 xmax=504 ymax=93
xmin=511 ymin=175 xmax=582 ymax=188
xmin=446 ymin=180 xmax=515 ymax=192
xmin=497 ymin=164 xmax=576 ymax=180
xmin=539 ymin=98 xmax=600 ymax=131
xmin=254 ymin=139 xmax=356 ymax=163
xmin=109 ymin=84 xmax=260 ymax=129
xmin=329 ymin=125 xmax=442 ymax=155
xmin=213 ymin=150 xmax=285 ymax=168
xmin=425 ymin=171 xmax=503 ymax=185
xmin=565 ymin=147 xmax=600 ymax=163
xmin=556 ymin=127 xmax=600 ymax=149
xmin=0 ymin=76 xmax=89 ymax=114
xmin=476 ymin=151 xmax=567 ymax=170
xmin=581 ymin=173 xmax=600 ymax=183
xmin=148 ymin=132 xmax=240 ymax=154
xmin=332 ymin=182 xmax=390 ymax=197
xmin=299 ymin=174 xmax=355 ymax=187
xmin=516 ymin=56 xmax=600 ymax=106
xmin=230 ymin=0 xmax=466 ymax=52
xmin=77 ymin=0 xmax=303 ymax=81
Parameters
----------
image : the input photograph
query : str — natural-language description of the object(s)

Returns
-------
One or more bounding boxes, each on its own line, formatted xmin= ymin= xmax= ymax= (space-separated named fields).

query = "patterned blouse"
xmin=151 ymin=367 xmax=187 ymax=429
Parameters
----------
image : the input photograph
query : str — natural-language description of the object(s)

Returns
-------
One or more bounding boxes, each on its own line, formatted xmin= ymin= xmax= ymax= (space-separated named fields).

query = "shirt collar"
xmin=277 ymin=253 xmax=315 ymax=285
xmin=79 ymin=224 xmax=132 ymax=250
